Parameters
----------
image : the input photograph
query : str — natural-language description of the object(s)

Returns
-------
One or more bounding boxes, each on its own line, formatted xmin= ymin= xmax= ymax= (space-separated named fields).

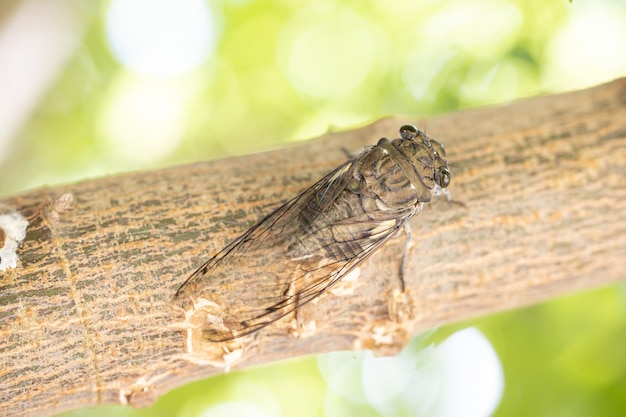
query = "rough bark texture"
xmin=1 ymin=79 xmax=625 ymax=417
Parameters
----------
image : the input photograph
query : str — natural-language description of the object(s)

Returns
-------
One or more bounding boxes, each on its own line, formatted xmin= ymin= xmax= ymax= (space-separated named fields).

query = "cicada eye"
xmin=399 ymin=125 xmax=419 ymax=140
xmin=435 ymin=166 xmax=451 ymax=188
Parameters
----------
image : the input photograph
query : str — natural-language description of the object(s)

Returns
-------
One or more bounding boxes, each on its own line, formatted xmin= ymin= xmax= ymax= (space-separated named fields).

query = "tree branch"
xmin=1 ymin=79 xmax=625 ymax=417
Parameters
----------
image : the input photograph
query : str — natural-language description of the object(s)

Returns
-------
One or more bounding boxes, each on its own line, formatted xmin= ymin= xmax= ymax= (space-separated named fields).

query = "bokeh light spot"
xmin=97 ymin=75 xmax=188 ymax=163
xmin=403 ymin=0 xmax=523 ymax=104
xmin=278 ymin=4 xmax=378 ymax=99
xmin=105 ymin=0 xmax=218 ymax=78
xmin=434 ymin=328 xmax=504 ymax=417
xmin=423 ymin=0 xmax=523 ymax=56
xmin=318 ymin=328 xmax=503 ymax=416
xmin=543 ymin=1 xmax=626 ymax=90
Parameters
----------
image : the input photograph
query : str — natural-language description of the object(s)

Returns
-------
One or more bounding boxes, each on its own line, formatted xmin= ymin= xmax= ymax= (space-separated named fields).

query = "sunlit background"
xmin=1 ymin=0 xmax=625 ymax=416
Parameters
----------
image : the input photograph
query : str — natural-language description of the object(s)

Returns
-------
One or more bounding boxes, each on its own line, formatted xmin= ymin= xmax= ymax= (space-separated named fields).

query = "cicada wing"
xmin=241 ymin=208 xmax=414 ymax=324
xmin=173 ymin=159 xmax=360 ymax=340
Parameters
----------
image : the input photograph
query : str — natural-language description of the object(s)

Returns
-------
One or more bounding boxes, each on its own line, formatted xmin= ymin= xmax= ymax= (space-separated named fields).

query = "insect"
xmin=174 ymin=125 xmax=451 ymax=342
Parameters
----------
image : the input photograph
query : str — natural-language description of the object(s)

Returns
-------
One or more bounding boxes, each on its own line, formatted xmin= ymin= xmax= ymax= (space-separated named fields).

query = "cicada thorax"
xmin=287 ymin=139 xmax=428 ymax=265
xmin=358 ymin=131 xmax=446 ymax=214
xmin=394 ymin=134 xmax=449 ymax=190
xmin=357 ymin=143 xmax=423 ymax=211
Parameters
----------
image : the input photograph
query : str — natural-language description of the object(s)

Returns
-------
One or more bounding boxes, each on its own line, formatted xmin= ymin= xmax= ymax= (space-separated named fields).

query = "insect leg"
xmin=434 ymin=186 xmax=467 ymax=208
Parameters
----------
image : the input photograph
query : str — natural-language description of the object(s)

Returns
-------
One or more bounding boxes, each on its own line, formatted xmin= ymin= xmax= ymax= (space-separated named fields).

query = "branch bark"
xmin=1 ymin=79 xmax=625 ymax=417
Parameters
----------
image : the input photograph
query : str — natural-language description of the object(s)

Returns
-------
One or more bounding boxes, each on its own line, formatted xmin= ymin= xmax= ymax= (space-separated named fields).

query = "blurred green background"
xmin=1 ymin=0 xmax=625 ymax=416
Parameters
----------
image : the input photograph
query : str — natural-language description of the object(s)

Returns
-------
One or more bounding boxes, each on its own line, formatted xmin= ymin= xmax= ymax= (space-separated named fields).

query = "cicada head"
xmin=393 ymin=125 xmax=450 ymax=198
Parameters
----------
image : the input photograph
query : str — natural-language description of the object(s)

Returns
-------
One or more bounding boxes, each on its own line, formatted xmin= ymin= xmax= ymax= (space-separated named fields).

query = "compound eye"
xmin=435 ymin=166 xmax=451 ymax=188
xmin=399 ymin=125 xmax=419 ymax=140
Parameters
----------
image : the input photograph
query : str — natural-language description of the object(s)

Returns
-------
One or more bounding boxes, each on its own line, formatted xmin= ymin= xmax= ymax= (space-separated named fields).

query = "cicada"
xmin=174 ymin=125 xmax=450 ymax=341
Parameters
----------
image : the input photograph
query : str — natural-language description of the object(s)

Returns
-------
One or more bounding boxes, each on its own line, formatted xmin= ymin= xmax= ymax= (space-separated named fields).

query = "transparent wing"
xmin=174 ymin=158 xmax=413 ymax=341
